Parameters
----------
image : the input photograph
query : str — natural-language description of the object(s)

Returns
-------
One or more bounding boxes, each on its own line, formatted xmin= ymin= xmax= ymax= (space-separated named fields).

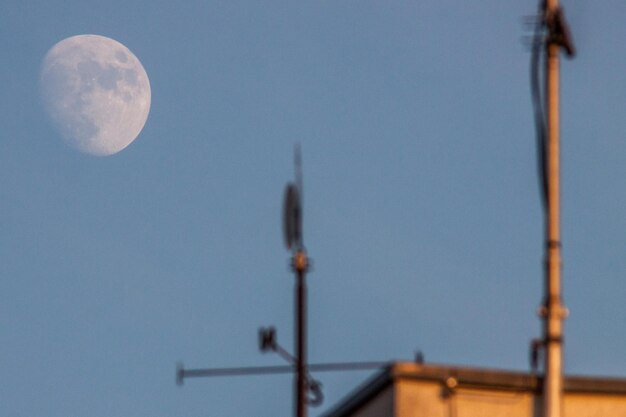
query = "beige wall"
xmin=396 ymin=380 xmax=447 ymax=417
xmin=564 ymin=393 xmax=626 ymax=417
xmin=323 ymin=364 xmax=626 ymax=417
xmin=342 ymin=379 xmax=626 ymax=417
xmin=396 ymin=379 xmax=535 ymax=417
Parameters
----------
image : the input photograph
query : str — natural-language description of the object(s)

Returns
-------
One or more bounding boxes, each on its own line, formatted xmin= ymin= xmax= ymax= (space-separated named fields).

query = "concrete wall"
xmin=564 ymin=393 xmax=626 ymax=417
xmin=341 ymin=380 xmax=626 ymax=417
xmin=396 ymin=379 xmax=535 ymax=417
xmin=322 ymin=364 xmax=626 ymax=417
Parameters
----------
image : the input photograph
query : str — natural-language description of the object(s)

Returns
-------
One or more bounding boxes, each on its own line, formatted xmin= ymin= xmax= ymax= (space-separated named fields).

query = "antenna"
xmin=283 ymin=145 xmax=303 ymax=251
xmin=528 ymin=1 xmax=575 ymax=417
xmin=176 ymin=146 xmax=395 ymax=416
xmin=295 ymin=143 xmax=303 ymax=209
xmin=285 ymin=143 xmax=310 ymax=417
xmin=283 ymin=184 xmax=301 ymax=251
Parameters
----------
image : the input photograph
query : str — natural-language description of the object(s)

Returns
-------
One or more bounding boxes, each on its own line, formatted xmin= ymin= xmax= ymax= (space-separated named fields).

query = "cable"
xmin=530 ymin=0 xmax=548 ymax=211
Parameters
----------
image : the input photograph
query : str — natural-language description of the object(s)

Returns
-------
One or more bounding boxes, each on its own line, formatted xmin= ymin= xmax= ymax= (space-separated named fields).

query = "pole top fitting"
xmin=545 ymin=6 xmax=576 ymax=57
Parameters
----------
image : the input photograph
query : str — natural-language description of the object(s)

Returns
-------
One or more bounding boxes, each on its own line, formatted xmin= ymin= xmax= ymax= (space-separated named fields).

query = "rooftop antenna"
xmin=528 ymin=1 xmax=575 ymax=417
xmin=283 ymin=144 xmax=303 ymax=252
xmin=282 ymin=143 xmax=309 ymax=417
xmin=176 ymin=145 xmax=392 ymax=415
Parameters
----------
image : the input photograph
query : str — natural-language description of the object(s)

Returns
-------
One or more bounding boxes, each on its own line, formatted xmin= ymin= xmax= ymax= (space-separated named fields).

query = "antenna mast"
xmin=540 ymin=1 xmax=574 ymax=417
xmin=177 ymin=144 xmax=393 ymax=414
xmin=283 ymin=144 xmax=309 ymax=417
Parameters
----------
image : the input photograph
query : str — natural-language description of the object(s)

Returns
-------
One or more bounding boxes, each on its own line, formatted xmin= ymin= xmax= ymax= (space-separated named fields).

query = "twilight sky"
xmin=1 ymin=1 xmax=626 ymax=416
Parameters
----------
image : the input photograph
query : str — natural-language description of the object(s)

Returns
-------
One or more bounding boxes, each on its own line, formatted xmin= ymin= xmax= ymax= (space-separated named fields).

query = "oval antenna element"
xmin=283 ymin=183 xmax=301 ymax=250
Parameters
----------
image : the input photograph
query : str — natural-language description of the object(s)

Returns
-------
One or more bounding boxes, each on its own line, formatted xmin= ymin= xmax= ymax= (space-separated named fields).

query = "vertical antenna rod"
xmin=294 ymin=249 xmax=308 ymax=417
xmin=293 ymin=145 xmax=308 ymax=417
xmin=283 ymin=144 xmax=309 ymax=417
xmin=541 ymin=2 xmax=574 ymax=417
xmin=295 ymin=144 xmax=303 ymax=218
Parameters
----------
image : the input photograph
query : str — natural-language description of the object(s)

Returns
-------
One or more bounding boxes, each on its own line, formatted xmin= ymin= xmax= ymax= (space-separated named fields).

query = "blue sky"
xmin=1 ymin=1 xmax=625 ymax=416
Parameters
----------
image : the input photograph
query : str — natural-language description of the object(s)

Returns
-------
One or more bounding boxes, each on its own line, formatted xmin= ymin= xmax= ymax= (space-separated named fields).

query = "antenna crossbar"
xmin=177 ymin=361 xmax=390 ymax=384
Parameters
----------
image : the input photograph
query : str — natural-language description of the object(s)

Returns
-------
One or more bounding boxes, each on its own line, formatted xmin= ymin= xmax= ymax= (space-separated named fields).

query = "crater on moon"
xmin=40 ymin=34 xmax=151 ymax=156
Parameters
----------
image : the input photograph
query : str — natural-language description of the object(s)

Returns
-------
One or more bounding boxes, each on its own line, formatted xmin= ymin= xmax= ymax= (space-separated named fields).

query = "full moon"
xmin=40 ymin=35 xmax=151 ymax=156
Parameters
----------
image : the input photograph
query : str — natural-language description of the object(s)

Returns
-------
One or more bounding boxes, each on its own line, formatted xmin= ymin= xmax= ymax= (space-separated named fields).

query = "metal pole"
xmin=543 ymin=1 xmax=566 ymax=416
xmin=294 ymin=250 xmax=308 ymax=417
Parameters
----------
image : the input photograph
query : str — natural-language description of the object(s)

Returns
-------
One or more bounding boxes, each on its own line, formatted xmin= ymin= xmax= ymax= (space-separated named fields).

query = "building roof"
xmin=322 ymin=362 xmax=626 ymax=417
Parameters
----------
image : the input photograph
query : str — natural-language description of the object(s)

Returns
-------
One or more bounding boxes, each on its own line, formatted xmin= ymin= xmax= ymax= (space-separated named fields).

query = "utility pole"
xmin=541 ymin=1 xmax=574 ymax=417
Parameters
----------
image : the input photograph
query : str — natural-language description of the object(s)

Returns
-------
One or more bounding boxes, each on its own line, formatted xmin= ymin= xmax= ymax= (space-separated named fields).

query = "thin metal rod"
xmin=295 ymin=144 xmax=303 ymax=213
xmin=177 ymin=361 xmax=390 ymax=384
xmin=294 ymin=250 xmax=308 ymax=417
xmin=543 ymin=1 xmax=565 ymax=416
xmin=181 ymin=365 xmax=296 ymax=379
xmin=275 ymin=343 xmax=297 ymax=365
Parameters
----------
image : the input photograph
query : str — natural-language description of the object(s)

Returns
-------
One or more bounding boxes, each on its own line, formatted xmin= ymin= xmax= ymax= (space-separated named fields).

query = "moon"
xmin=40 ymin=34 xmax=151 ymax=156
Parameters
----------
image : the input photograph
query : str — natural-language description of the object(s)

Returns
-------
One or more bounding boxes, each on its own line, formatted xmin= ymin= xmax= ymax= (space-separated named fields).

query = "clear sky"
xmin=1 ymin=1 xmax=625 ymax=416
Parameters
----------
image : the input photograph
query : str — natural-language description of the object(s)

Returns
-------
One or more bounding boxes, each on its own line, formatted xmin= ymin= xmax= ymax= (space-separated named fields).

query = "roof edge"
xmin=321 ymin=362 xmax=626 ymax=417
